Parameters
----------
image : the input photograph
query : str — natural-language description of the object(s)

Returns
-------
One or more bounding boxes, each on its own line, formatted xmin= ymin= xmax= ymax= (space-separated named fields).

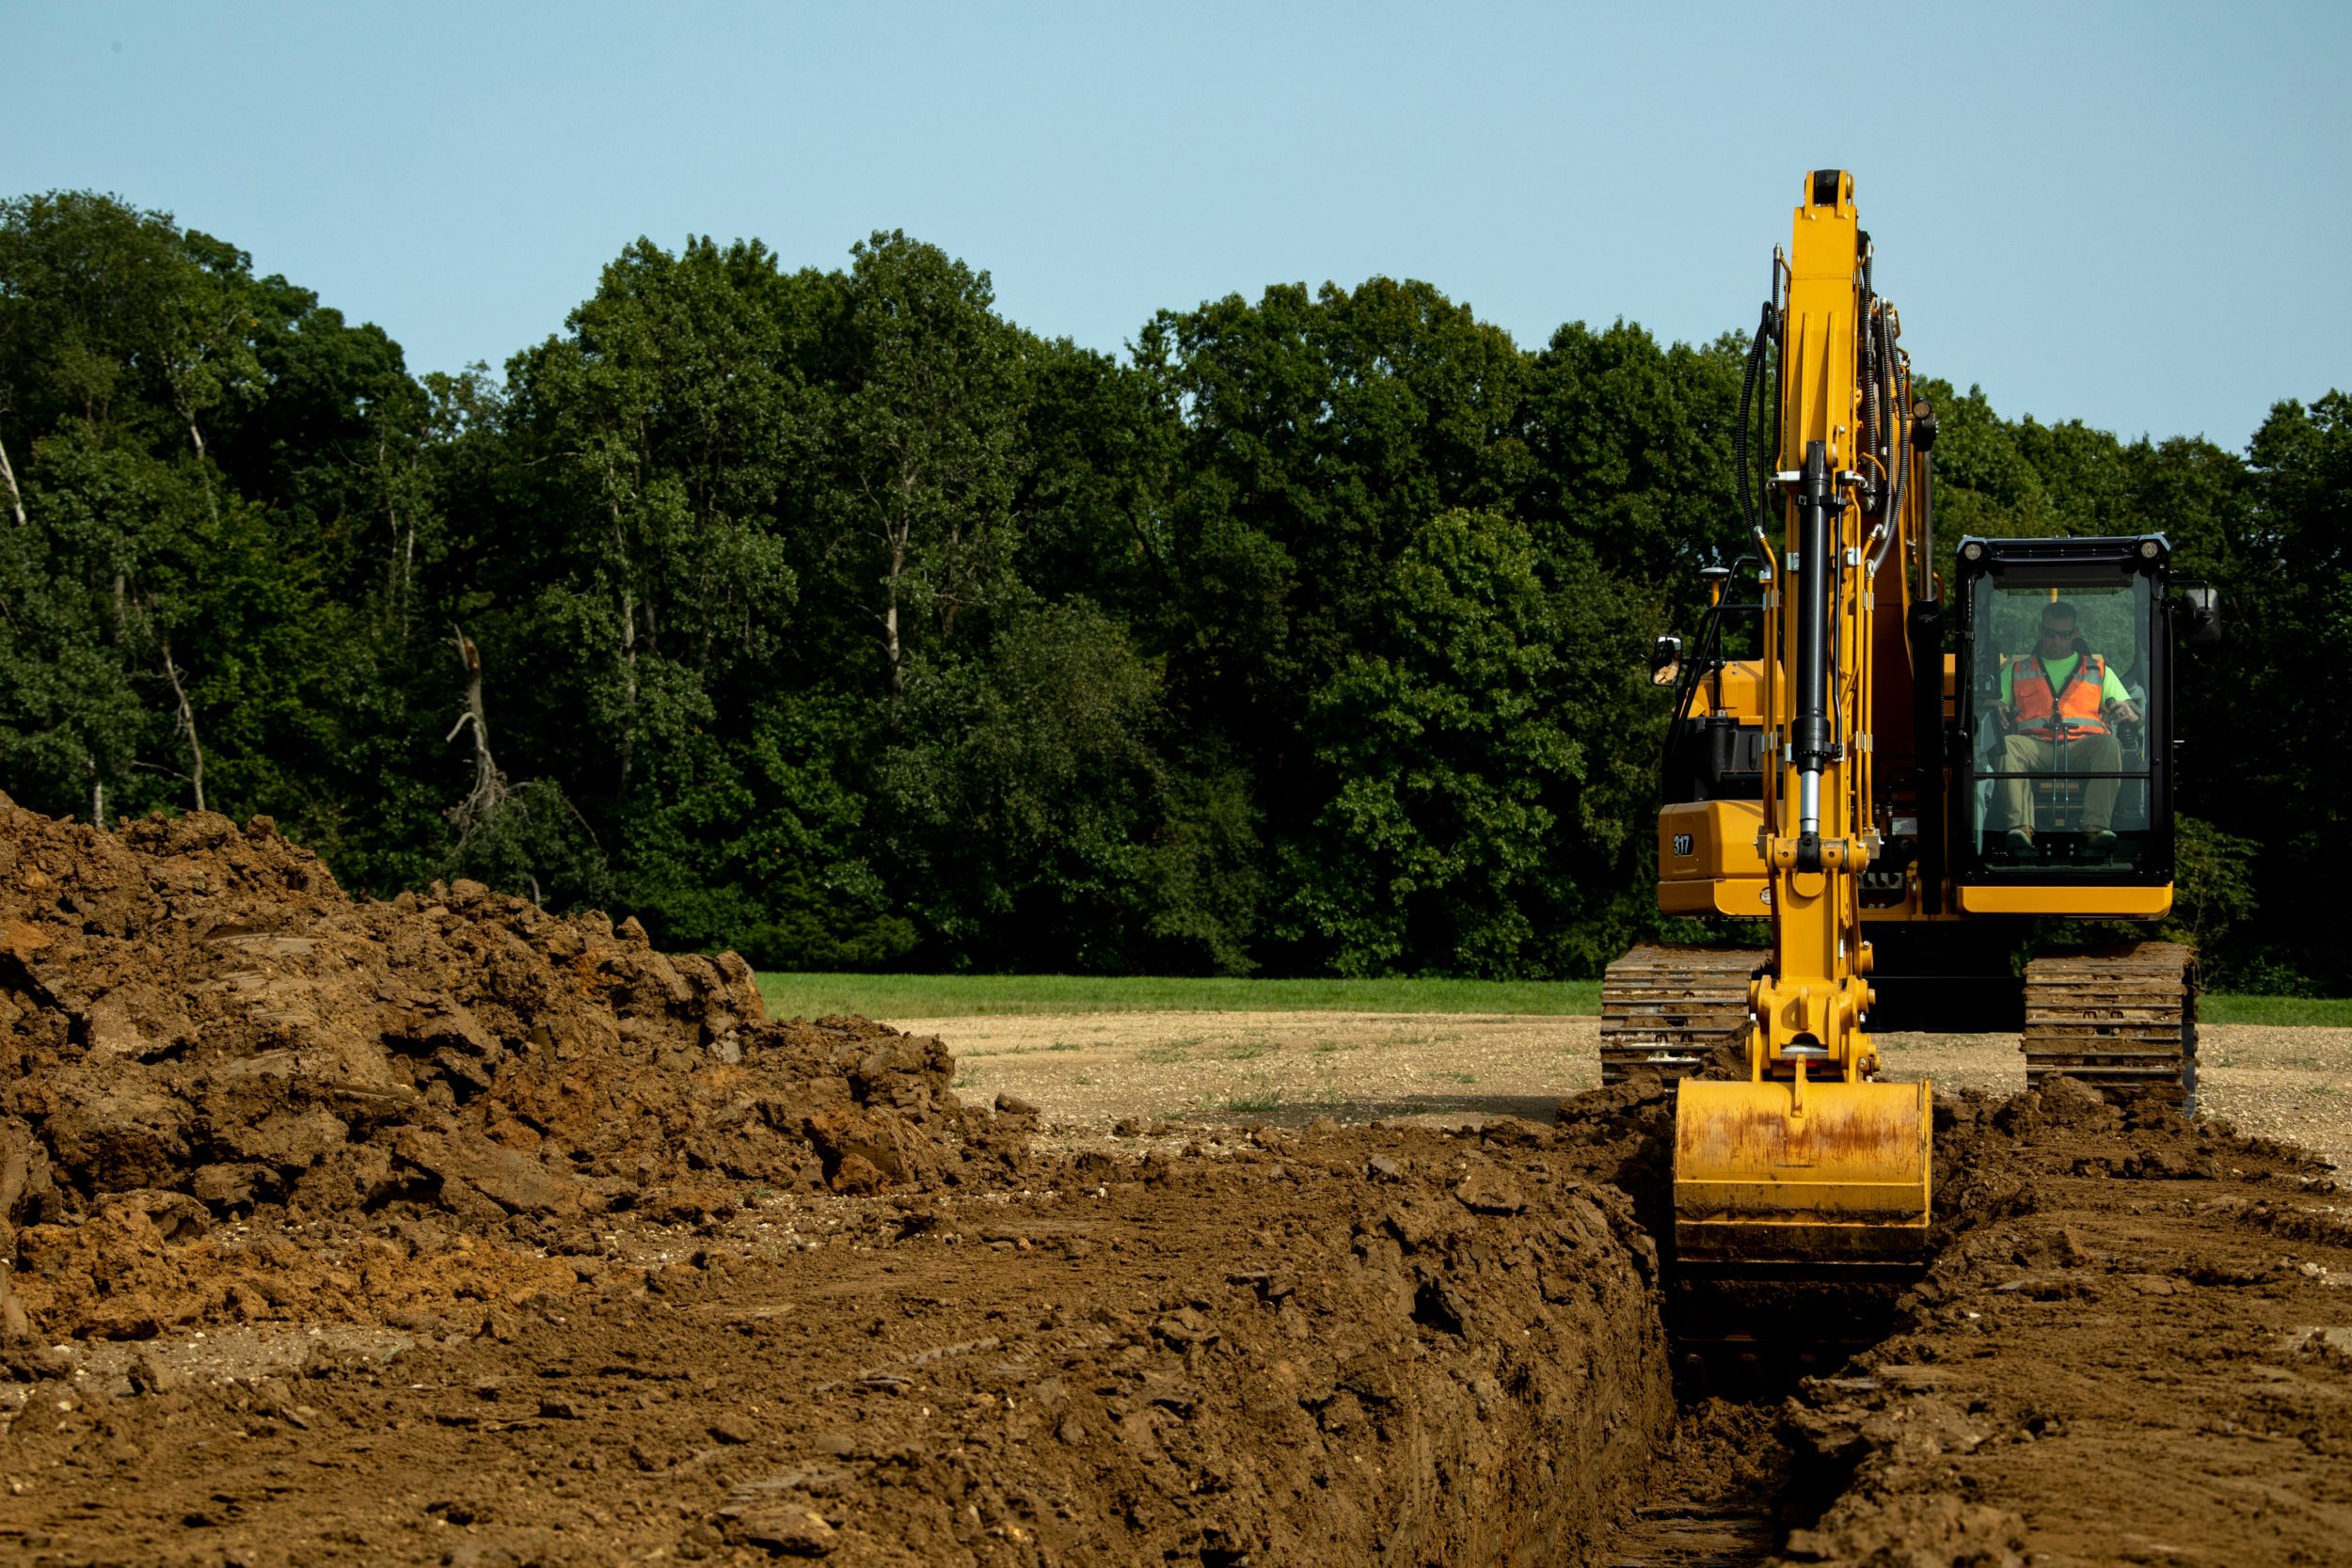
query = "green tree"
xmin=2201 ymin=391 xmax=2352 ymax=988
xmin=878 ymin=601 xmax=1256 ymax=974
xmin=483 ymin=236 xmax=816 ymax=932
xmin=1280 ymin=509 xmax=1651 ymax=975
xmin=807 ymin=231 xmax=1025 ymax=711
xmin=1521 ymin=319 xmax=1745 ymax=597
xmin=0 ymin=193 xmax=358 ymax=833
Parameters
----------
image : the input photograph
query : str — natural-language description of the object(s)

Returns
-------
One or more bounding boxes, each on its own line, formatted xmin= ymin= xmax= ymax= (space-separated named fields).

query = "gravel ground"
xmin=903 ymin=1011 xmax=2352 ymax=1171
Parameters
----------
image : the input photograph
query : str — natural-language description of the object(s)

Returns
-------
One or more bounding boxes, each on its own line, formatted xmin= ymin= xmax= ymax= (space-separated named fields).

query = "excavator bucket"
xmin=1673 ymin=1078 xmax=1932 ymax=1267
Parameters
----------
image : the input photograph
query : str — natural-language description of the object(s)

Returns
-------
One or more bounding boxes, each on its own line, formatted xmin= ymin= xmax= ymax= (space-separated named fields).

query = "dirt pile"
xmin=0 ymin=802 xmax=1024 ymax=1340
xmin=1765 ymin=1079 xmax=2351 ymax=1567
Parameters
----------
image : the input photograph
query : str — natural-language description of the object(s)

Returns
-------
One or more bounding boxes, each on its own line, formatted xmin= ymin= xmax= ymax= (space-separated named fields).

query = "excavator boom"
xmin=1669 ymin=171 xmax=1933 ymax=1268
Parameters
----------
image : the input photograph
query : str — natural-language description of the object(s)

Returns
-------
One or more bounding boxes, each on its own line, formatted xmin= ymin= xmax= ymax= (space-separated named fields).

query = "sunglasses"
xmin=2039 ymin=626 xmax=2077 ymax=639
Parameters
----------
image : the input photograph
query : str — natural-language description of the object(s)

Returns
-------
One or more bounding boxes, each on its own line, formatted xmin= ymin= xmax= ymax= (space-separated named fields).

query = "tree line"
xmin=0 ymin=191 xmax=2344 ymax=988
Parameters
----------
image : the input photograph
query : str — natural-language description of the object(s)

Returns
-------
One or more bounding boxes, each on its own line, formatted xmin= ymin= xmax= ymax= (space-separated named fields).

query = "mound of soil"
xmin=0 ymin=801 xmax=1023 ymax=1341
xmin=1770 ymin=1080 xmax=2352 ymax=1567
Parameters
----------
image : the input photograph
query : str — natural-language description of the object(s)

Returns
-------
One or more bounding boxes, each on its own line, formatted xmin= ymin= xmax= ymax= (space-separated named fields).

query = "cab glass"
xmin=1965 ymin=578 xmax=2156 ymax=876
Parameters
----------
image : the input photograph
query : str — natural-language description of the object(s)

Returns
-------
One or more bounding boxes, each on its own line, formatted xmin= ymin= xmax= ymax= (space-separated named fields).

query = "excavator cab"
xmin=1954 ymin=535 xmax=2191 ymax=892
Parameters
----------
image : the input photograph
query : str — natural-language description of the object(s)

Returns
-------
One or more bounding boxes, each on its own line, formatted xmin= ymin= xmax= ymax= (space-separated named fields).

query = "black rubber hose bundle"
xmin=1878 ymin=307 xmax=1905 ymax=539
xmin=1735 ymin=300 xmax=1774 ymax=534
xmin=1859 ymin=301 xmax=1881 ymax=501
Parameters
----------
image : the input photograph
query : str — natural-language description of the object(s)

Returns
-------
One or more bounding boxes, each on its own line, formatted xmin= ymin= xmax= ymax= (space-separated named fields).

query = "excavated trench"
xmin=1547 ymin=1084 xmax=1922 ymax=1568
xmin=1588 ymin=1278 xmax=1905 ymax=1567
xmin=0 ymin=801 xmax=1778 ymax=1565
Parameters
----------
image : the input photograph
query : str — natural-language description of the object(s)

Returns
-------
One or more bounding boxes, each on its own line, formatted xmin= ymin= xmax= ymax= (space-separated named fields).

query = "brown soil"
xmin=0 ymin=800 xmax=2348 ymax=1565
xmin=1766 ymin=1082 xmax=2352 ymax=1567
xmin=0 ymin=802 xmax=1027 ymax=1320
xmin=0 ymin=1122 xmax=1674 ymax=1566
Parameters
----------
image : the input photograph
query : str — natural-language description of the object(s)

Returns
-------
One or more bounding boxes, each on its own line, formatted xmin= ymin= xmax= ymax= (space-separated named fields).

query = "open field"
xmin=758 ymin=970 xmax=2352 ymax=1027
xmin=756 ymin=972 xmax=1604 ymax=1019
xmin=767 ymin=974 xmax=2352 ymax=1170
xmin=892 ymin=1010 xmax=2352 ymax=1176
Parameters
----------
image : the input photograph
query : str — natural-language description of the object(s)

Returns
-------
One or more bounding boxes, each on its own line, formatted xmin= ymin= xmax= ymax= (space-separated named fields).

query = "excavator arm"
xmin=1673 ymin=171 xmax=1934 ymax=1268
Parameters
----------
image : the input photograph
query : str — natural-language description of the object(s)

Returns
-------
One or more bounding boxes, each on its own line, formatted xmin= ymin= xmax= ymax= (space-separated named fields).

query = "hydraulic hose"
xmin=1884 ymin=309 xmax=1905 ymax=517
xmin=1870 ymin=308 xmax=1906 ymax=575
xmin=1735 ymin=301 xmax=1773 ymax=535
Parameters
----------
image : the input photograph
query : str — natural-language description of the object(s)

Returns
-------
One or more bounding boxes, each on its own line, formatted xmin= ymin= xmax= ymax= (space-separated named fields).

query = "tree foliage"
xmin=0 ymin=190 xmax=2341 ymax=986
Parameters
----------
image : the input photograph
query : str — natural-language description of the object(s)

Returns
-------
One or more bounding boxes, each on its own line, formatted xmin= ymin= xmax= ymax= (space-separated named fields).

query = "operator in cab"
xmin=1998 ymin=599 xmax=2141 ymax=851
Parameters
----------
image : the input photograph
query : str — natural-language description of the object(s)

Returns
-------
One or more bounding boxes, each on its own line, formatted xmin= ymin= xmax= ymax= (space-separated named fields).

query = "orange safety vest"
xmin=2011 ymin=653 xmax=2110 ymax=741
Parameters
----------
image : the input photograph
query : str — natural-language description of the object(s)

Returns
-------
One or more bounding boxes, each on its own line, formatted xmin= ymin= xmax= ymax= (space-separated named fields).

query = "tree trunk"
xmin=159 ymin=641 xmax=205 ymax=814
xmin=445 ymin=626 xmax=506 ymax=828
xmin=185 ymin=417 xmax=219 ymax=523
xmin=881 ymin=484 xmax=912 ymax=726
xmin=881 ymin=540 xmax=907 ymax=736
xmin=380 ymin=429 xmax=403 ymax=629
xmin=937 ymin=521 xmax=964 ymax=641
xmin=606 ymin=492 xmax=640 ymax=789
xmin=0 ymin=433 xmax=25 ymax=528
xmin=618 ymin=588 xmax=639 ymax=788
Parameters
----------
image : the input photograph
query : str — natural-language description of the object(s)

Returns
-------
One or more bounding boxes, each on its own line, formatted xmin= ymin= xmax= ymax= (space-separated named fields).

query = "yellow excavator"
xmin=1614 ymin=171 xmax=2220 ymax=1269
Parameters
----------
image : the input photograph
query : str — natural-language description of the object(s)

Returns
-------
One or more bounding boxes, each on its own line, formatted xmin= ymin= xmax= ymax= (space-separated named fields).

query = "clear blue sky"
xmin=8 ymin=2 xmax=2346 ymax=446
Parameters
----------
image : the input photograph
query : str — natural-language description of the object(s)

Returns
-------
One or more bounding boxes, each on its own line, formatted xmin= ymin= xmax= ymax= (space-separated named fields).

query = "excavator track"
xmin=2021 ymin=941 xmax=2197 ymax=1110
xmin=1600 ymin=945 xmax=1764 ymax=1085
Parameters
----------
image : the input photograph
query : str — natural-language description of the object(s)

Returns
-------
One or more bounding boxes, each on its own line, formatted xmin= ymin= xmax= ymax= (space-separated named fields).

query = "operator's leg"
xmin=2001 ymin=735 xmax=2051 ymax=834
xmin=2074 ymin=732 xmax=2123 ymax=832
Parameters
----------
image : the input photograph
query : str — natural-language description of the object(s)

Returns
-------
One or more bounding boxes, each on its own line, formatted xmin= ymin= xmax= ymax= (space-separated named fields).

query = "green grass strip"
xmin=755 ymin=974 xmax=2352 ymax=1028
xmin=755 ymin=973 xmax=1603 ymax=1020
xmin=2199 ymin=994 xmax=2352 ymax=1027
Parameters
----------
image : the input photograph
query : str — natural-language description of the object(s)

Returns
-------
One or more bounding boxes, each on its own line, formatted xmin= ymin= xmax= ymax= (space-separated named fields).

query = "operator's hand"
xmin=1995 ymin=700 xmax=2016 ymax=732
xmin=2105 ymin=698 xmax=2142 ymax=726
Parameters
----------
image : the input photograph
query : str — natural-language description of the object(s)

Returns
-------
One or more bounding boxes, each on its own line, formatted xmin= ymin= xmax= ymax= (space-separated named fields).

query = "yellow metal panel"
xmin=1658 ymin=878 xmax=1772 ymax=917
xmin=1958 ymin=884 xmax=2173 ymax=917
xmin=1674 ymin=1078 xmax=1931 ymax=1266
xmin=1659 ymin=799 xmax=1767 ymax=879
xmin=1696 ymin=660 xmax=1763 ymax=721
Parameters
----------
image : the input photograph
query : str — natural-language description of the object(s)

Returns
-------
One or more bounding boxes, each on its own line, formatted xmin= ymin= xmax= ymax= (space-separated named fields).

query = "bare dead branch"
xmin=445 ymin=626 xmax=508 ymax=833
xmin=157 ymin=638 xmax=205 ymax=814
xmin=0 ymin=432 xmax=25 ymax=528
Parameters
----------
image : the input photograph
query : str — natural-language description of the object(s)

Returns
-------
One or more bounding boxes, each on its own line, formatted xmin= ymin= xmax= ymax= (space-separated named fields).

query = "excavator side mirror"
xmin=2176 ymin=583 xmax=2222 ymax=648
xmin=1648 ymin=635 xmax=1683 ymax=688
